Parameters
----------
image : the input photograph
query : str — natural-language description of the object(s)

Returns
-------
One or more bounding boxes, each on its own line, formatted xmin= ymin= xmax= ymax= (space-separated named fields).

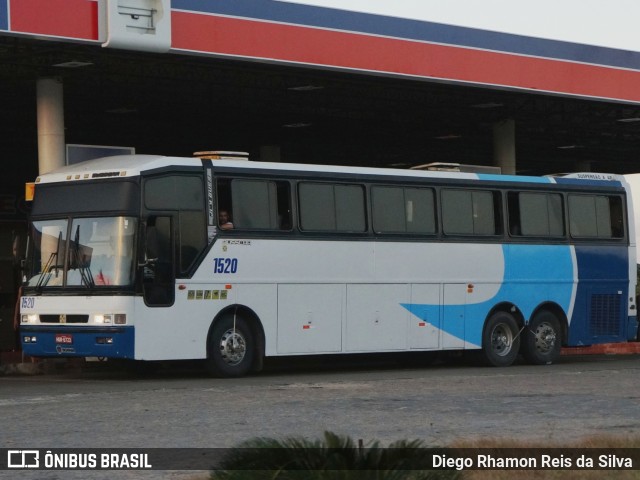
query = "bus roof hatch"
xmin=193 ymin=151 xmax=249 ymax=161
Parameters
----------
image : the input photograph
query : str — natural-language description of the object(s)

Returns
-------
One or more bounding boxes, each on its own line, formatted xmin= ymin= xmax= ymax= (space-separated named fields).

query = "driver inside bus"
xmin=218 ymin=209 xmax=234 ymax=230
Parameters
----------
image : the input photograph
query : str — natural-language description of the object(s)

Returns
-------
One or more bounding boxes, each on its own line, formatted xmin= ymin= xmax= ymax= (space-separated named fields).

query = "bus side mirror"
xmin=138 ymin=257 xmax=158 ymax=268
xmin=13 ymin=232 xmax=28 ymax=281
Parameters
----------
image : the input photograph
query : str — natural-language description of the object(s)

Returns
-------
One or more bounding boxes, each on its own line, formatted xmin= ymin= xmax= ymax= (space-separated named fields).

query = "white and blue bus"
xmin=19 ymin=153 xmax=638 ymax=376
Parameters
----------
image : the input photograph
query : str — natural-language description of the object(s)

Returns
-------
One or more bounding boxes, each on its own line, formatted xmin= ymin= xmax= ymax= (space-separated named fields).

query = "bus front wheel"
xmin=521 ymin=311 xmax=562 ymax=365
xmin=206 ymin=314 xmax=254 ymax=378
xmin=482 ymin=311 xmax=520 ymax=367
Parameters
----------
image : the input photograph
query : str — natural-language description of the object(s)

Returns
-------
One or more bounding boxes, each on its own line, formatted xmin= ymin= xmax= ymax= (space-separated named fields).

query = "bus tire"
xmin=482 ymin=311 xmax=520 ymax=367
xmin=206 ymin=314 xmax=254 ymax=378
xmin=522 ymin=311 xmax=562 ymax=365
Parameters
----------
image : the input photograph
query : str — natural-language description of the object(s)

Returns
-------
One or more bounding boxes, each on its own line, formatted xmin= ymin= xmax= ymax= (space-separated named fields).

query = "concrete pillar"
xmin=493 ymin=119 xmax=516 ymax=175
xmin=260 ymin=145 xmax=281 ymax=163
xmin=36 ymin=78 xmax=66 ymax=174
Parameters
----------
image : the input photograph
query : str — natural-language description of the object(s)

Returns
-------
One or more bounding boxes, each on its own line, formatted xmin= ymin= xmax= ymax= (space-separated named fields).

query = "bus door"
xmin=141 ymin=215 xmax=174 ymax=306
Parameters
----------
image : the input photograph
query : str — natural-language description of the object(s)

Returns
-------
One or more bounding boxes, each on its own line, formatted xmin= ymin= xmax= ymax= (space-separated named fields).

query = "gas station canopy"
xmin=1 ymin=0 xmax=640 ymax=177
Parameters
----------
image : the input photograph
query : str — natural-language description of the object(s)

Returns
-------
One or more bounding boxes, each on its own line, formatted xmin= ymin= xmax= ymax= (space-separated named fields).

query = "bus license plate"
xmin=55 ymin=334 xmax=73 ymax=344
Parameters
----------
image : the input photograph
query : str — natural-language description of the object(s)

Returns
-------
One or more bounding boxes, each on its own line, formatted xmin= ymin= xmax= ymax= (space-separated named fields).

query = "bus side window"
xmin=569 ymin=194 xmax=625 ymax=239
xmin=442 ymin=189 xmax=500 ymax=236
xmin=216 ymin=178 xmax=233 ymax=230
xmin=276 ymin=182 xmax=292 ymax=230
xmin=509 ymin=192 xmax=564 ymax=237
xmin=609 ymin=196 xmax=625 ymax=238
xmin=507 ymin=193 xmax=522 ymax=236
xmin=144 ymin=174 xmax=207 ymax=276
xmin=298 ymin=182 xmax=366 ymax=232
xmin=217 ymin=178 xmax=292 ymax=231
xmin=372 ymin=186 xmax=436 ymax=234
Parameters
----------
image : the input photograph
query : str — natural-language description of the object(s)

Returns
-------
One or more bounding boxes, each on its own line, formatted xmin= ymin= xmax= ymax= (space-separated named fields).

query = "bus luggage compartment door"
xmin=442 ymin=284 xmax=466 ymax=349
xmin=408 ymin=284 xmax=441 ymax=350
xmin=276 ymin=284 xmax=343 ymax=354
xmin=345 ymin=284 xmax=410 ymax=352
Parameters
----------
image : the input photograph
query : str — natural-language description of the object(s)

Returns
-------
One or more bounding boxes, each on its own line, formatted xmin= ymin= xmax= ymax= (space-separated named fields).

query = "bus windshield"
xmin=26 ymin=216 xmax=137 ymax=288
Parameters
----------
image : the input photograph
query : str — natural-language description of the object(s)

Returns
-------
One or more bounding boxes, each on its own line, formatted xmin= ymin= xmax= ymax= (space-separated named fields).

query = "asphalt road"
xmin=2 ymin=353 xmax=640 ymax=478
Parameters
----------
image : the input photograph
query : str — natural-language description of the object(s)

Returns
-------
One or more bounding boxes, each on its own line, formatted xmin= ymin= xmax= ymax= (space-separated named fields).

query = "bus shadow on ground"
xmin=37 ymin=349 xmax=572 ymax=380
xmin=32 ymin=350 xmax=628 ymax=381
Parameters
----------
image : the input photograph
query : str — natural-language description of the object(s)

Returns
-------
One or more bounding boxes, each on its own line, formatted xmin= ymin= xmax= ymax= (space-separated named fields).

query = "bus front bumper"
xmin=20 ymin=326 xmax=134 ymax=359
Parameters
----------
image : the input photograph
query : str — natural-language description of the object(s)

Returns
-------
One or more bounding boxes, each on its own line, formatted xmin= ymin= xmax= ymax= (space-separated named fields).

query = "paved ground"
xmin=2 ymin=353 xmax=640 ymax=478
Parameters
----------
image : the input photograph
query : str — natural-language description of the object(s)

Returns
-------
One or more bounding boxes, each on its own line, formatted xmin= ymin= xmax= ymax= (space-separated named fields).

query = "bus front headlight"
xmin=21 ymin=314 xmax=38 ymax=323
xmin=94 ymin=314 xmax=126 ymax=325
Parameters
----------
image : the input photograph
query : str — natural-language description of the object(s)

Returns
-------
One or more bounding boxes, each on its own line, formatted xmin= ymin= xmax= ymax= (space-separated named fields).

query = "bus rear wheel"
xmin=481 ymin=311 xmax=520 ymax=367
xmin=522 ymin=311 xmax=562 ymax=365
xmin=206 ymin=314 xmax=254 ymax=378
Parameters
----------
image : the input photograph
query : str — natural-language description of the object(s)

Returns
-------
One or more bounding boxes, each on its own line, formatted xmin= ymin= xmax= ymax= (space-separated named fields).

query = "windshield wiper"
xmin=36 ymin=231 xmax=62 ymax=289
xmin=72 ymin=225 xmax=95 ymax=289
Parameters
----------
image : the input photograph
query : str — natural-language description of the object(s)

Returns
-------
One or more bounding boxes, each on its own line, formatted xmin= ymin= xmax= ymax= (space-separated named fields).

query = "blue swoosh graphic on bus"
xmin=401 ymin=244 xmax=575 ymax=347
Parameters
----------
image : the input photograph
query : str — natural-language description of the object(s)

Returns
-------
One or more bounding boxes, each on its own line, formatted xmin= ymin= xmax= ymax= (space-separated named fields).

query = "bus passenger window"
xmin=299 ymin=183 xmax=366 ymax=232
xmin=609 ymin=196 xmax=625 ymax=238
xmin=569 ymin=194 xmax=624 ymax=239
xmin=372 ymin=186 xmax=436 ymax=234
xmin=216 ymin=178 xmax=233 ymax=230
xmin=232 ymin=180 xmax=278 ymax=229
xmin=442 ymin=189 xmax=500 ymax=235
xmin=509 ymin=192 xmax=564 ymax=237
xmin=507 ymin=193 xmax=522 ymax=235
xmin=217 ymin=179 xmax=292 ymax=230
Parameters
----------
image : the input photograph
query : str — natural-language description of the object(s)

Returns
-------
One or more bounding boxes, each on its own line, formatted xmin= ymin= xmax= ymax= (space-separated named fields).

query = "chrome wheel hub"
xmin=491 ymin=324 xmax=514 ymax=357
xmin=533 ymin=322 xmax=556 ymax=354
xmin=219 ymin=329 xmax=247 ymax=366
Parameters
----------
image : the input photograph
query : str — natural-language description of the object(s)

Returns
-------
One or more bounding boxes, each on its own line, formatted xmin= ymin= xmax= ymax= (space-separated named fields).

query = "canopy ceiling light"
xmin=52 ymin=60 xmax=93 ymax=68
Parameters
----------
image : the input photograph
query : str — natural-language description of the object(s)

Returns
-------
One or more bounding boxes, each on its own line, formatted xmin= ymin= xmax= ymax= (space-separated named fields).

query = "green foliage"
xmin=211 ymin=431 xmax=460 ymax=480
